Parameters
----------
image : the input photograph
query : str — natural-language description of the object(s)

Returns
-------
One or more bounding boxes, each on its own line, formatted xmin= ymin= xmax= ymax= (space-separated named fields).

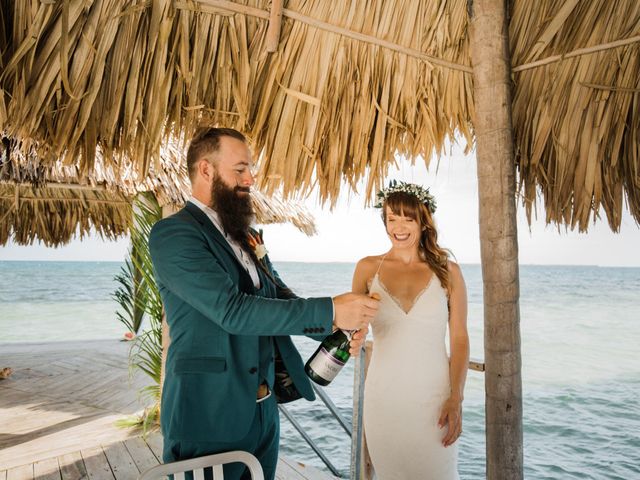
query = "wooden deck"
xmin=0 ymin=433 xmax=332 ymax=480
xmin=0 ymin=340 xmax=334 ymax=479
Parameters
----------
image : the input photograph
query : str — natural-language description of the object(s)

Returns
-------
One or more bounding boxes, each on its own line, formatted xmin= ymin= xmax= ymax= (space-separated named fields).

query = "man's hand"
xmin=348 ymin=326 xmax=369 ymax=356
xmin=332 ymin=292 xmax=379 ymax=331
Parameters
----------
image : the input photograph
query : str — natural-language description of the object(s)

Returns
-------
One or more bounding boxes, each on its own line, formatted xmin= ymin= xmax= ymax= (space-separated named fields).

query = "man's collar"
xmin=188 ymin=196 xmax=223 ymax=231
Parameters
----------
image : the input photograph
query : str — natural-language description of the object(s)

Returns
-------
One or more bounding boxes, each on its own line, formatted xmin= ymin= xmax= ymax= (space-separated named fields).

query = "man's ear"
xmin=197 ymin=157 xmax=215 ymax=181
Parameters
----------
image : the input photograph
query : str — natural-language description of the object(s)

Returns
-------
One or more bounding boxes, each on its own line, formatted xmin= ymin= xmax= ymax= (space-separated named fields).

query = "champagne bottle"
xmin=305 ymin=329 xmax=353 ymax=386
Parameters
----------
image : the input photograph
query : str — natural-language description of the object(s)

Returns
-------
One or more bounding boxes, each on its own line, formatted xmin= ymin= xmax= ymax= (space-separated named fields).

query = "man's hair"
xmin=186 ymin=127 xmax=246 ymax=181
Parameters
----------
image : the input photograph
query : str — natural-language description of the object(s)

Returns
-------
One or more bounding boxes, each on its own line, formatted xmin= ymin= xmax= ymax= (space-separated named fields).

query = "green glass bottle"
xmin=305 ymin=329 xmax=353 ymax=386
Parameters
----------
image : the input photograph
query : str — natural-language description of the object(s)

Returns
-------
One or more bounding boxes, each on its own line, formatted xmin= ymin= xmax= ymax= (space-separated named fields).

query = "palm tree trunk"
xmin=469 ymin=1 xmax=523 ymax=478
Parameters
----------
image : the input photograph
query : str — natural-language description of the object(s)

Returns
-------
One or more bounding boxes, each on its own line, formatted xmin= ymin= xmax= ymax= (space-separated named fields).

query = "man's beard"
xmin=210 ymin=175 xmax=255 ymax=248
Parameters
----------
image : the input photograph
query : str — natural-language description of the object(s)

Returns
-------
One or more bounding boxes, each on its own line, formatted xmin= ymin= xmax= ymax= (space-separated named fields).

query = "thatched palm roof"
xmin=0 ymin=1 xmax=638 ymax=231
xmin=0 ymin=182 xmax=130 ymax=247
xmin=510 ymin=1 xmax=640 ymax=231
xmin=0 ymin=141 xmax=317 ymax=246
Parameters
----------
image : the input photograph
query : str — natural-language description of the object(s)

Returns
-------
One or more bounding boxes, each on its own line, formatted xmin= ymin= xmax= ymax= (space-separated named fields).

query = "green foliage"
xmin=113 ymin=192 xmax=164 ymax=429
xmin=114 ymin=404 xmax=160 ymax=436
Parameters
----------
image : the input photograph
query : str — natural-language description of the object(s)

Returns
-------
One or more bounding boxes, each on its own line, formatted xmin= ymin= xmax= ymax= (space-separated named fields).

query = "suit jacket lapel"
xmin=184 ymin=201 xmax=251 ymax=281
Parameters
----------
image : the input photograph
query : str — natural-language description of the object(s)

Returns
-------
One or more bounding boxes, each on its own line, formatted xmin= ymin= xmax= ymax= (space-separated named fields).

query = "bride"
xmin=352 ymin=181 xmax=469 ymax=480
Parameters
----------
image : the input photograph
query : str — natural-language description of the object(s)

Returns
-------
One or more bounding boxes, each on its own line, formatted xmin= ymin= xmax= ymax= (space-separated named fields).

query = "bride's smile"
xmin=385 ymin=208 xmax=421 ymax=248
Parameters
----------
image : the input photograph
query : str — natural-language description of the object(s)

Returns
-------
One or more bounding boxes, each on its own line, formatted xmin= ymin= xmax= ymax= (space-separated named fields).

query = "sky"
xmin=2 ymin=144 xmax=639 ymax=267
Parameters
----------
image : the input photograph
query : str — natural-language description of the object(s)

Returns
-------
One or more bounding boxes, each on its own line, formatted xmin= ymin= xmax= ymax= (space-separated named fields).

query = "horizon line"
xmin=1 ymin=259 xmax=639 ymax=268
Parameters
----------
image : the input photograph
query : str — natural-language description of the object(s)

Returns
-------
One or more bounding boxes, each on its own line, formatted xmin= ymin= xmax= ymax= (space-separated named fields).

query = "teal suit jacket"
xmin=149 ymin=202 xmax=333 ymax=442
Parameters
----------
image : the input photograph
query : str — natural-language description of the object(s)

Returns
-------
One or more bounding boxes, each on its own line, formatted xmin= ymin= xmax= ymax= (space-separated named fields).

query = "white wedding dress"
xmin=364 ymin=268 xmax=459 ymax=480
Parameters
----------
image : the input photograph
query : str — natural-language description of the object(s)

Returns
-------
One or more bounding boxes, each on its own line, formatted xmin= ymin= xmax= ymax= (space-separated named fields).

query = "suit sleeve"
xmin=263 ymin=254 xmax=328 ymax=341
xmin=149 ymin=218 xmax=333 ymax=336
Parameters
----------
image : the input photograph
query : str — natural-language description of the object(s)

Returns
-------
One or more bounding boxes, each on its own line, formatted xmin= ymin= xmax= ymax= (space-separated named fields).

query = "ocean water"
xmin=1 ymin=261 xmax=639 ymax=479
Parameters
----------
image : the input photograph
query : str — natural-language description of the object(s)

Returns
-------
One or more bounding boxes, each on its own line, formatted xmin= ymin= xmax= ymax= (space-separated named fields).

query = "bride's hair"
xmin=382 ymin=191 xmax=451 ymax=294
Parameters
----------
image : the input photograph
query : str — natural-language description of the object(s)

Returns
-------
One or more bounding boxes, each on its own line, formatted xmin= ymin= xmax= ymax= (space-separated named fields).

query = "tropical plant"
xmin=113 ymin=192 xmax=163 ymax=431
xmin=113 ymin=260 xmax=145 ymax=335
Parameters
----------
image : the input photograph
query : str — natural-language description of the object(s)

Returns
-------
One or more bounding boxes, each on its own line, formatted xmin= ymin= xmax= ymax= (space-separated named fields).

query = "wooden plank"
xmin=102 ymin=443 xmax=140 ymax=479
xmin=72 ymin=372 xmax=125 ymax=400
xmin=80 ymin=447 xmax=114 ymax=480
xmin=278 ymin=457 xmax=335 ymax=480
xmin=58 ymin=452 xmax=87 ymax=480
xmin=0 ymin=340 xmax=154 ymax=470
xmin=25 ymin=374 xmax=87 ymax=399
xmin=265 ymin=0 xmax=283 ymax=52
xmin=143 ymin=435 xmax=163 ymax=462
xmin=98 ymin=388 xmax=141 ymax=412
xmin=0 ymin=388 xmax=31 ymax=405
xmin=469 ymin=358 xmax=485 ymax=372
xmin=123 ymin=437 xmax=160 ymax=473
xmin=5 ymin=464 xmax=33 ymax=480
xmin=33 ymin=457 xmax=61 ymax=480
xmin=275 ymin=458 xmax=299 ymax=480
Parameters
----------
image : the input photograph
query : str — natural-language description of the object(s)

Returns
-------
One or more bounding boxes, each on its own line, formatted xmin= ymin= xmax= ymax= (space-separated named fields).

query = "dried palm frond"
xmin=0 ymin=181 xmax=131 ymax=247
xmin=510 ymin=0 xmax=640 ymax=231
xmin=1 ymin=0 xmax=473 ymax=206
xmin=1 ymin=0 xmax=638 ymax=232
xmin=0 ymin=138 xmax=317 ymax=245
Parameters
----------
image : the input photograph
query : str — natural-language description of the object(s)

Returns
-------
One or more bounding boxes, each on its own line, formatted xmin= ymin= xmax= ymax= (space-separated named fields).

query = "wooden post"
xmin=351 ymin=340 xmax=374 ymax=480
xmin=265 ymin=0 xmax=284 ymax=52
xmin=468 ymin=1 xmax=523 ymax=479
xmin=360 ymin=341 xmax=374 ymax=480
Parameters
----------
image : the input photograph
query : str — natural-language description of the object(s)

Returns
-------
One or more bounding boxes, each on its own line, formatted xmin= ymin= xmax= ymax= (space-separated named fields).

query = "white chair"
xmin=137 ymin=450 xmax=264 ymax=480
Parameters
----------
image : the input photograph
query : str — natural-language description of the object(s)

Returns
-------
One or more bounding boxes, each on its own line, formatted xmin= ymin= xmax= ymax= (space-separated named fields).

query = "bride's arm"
xmin=448 ymin=261 xmax=470 ymax=401
xmin=439 ymin=261 xmax=470 ymax=447
xmin=352 ymin=257 xmax=374 ymax=294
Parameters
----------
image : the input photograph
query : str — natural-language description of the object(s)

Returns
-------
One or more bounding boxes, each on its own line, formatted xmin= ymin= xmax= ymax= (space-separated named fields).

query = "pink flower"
xmin=123 ymin=331 xmax=136 ymax=341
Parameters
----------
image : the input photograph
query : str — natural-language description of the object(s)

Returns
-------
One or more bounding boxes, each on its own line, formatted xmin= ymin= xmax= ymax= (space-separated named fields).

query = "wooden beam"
xmin=513 ymin=34 xmax=640 ymax=72
xmin=0 ymin=180 xmax=113 ymax=192
xmin=469 ymin=358 xmax=485 ymax=372
xmin=469 ymin=0 xmax=523 ymax=479
xmin=0 ymin=195 xmax=130 ymax=205
xmin=178 ymin=0 xmax=474 ymax=73
xmin=265 ymin=0 xmax=283 ymax=53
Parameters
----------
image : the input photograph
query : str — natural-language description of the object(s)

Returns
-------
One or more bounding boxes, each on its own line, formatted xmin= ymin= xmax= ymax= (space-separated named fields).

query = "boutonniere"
xmin=248 ymin=229 xmax=268 ymax=261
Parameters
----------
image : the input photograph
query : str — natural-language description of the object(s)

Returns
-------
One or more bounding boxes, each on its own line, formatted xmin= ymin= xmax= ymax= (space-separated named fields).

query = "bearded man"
xmin=149 ymin=127 xmax=377 ymax=480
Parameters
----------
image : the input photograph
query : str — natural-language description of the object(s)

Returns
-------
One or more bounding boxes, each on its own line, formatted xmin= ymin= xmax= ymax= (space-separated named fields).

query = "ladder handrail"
xmin=278 ymin=404 xmax=342 ymax=477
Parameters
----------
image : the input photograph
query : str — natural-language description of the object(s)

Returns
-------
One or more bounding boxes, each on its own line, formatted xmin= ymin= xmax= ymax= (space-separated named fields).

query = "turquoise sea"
xmin=1 ymin=261 xmax=639 ymax=479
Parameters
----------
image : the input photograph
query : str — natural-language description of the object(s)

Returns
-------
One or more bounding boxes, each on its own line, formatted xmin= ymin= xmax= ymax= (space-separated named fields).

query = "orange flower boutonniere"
xmin=248 ymin=229 xmax=268 ymax=261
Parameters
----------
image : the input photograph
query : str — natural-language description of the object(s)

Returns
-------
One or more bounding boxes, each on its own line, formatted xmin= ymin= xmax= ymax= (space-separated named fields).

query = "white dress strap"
xmin=374 ymin=253 xmax=389 ymax=278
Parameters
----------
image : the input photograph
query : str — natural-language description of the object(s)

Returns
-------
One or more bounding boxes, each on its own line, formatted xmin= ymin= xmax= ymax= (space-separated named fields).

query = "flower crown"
xmin=374 ymin=180 xmax=437 ymax=214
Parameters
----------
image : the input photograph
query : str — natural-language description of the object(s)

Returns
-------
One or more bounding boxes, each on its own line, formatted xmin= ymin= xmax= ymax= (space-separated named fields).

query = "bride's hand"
xmin=438 ymin=397 xmax=463 ymax=447
xmin=348 ymin=326 xmax=369 ymax=356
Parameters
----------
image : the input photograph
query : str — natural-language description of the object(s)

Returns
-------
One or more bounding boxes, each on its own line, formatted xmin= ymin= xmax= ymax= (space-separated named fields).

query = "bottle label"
xmin=307 ymin=347 xmax=345 ymax=382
